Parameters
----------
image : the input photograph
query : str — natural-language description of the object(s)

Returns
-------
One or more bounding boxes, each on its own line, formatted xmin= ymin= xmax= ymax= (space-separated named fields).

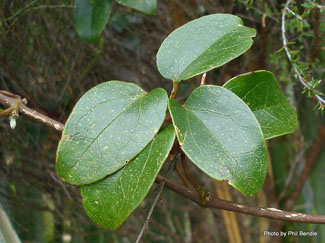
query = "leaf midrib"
xmin=182 ymin=106 xmax=245 ymax=185
xmin=175 ymin=20 xmax=240 ymax=81
xmin=65 ymin=92 xmax=146 ymax=174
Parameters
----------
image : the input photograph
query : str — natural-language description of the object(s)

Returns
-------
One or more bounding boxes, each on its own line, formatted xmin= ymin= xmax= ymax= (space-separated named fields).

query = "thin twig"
xmin=285 ymin=7 xmax=306 ymax=22
xmin=136 ymin=156 xmax=178 ymax=243
xmin=181 ymin=153 xmax=201 ymax=191
xmin=309 ymin=2 xmax=325 ymax=10
xmin=135 ymin=180 xmax=165 ymax=243
xmin=175 ymin=163 xmax=192 ymax=189
xmin=0 ymin=92 xmax=64 ymax=131
xmin=4 ymin=3 xmax=74 ymax=22
xmin=2 ymin=91 xmax=325 ymax=224
xmin=3 ymin=0 xmax=39 ymax=22
xmin=156 ymin=175 xmax=325 ymax=224
xmin=281 ymin=0 xmax=325 ymax=107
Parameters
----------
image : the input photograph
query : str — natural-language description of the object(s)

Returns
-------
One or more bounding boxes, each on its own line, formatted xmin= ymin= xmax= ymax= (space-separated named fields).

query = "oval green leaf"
xmin=115 ymin=0 xmax=157 ymax=15
xmin=156 ymin=14 xmax=256 ymax=82
xmin=168 ymin=86 xmax=267 ymax=196
xmin=74 ymin=0 xmax=112 ymax=43
xmin=81 ymin=125 xmax=175 ymax=230
xmin=56 ymin=81 xmax=168 ymax=185
xmin=223 ymin=71 xmax=297 ymax=140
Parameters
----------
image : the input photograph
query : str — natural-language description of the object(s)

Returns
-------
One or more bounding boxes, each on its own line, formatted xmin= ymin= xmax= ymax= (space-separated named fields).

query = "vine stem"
xmin=281 ymin=0 xmax=325 ymax=107
xmin=1 ymin=91 xmax=325 ymax=224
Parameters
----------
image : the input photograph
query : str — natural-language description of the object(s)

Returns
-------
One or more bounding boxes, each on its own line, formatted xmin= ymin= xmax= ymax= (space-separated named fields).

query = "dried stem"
xmin=1 ymin=91 xmax=325 ymax=224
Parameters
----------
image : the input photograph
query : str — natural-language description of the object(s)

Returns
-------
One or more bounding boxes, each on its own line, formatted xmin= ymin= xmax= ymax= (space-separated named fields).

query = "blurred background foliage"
xmin=0 ymin=0 xmax=324 ymax=242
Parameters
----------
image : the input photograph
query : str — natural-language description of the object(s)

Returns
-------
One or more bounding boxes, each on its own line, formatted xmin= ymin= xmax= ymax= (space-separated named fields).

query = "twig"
xmin=0 ymin=91 xmax=64 ymax=131
xmin=309 ymin=2 xmax=325 ymax=10
xmin=135 ymin=180 xmax=165 ymax=243
xmin=180 ymin=152 xmax=213 ymax=206
xmin=181 ymin=153 xmax=200 ymax=189
xmin=136 ymin=156 xmax=178 ymax=243
xmin=4 ymin=3 xmax=74 ymax=22
xmin=156 ymin=175 xmax=325 ymax=224
xmin=2 ymin=90 xmax=325 ymax=224
xmin=3 ymin=0 xmax=39 ymax=22
xmin=3 ymin=3 xmax=74 ymax=33
xmin=175 ymin=163 xmax=192 ymax=189
xmin=281 ymin=0 xmax=325 ymax=107
xmin=285 ymin=7 xmax=306 ymax=22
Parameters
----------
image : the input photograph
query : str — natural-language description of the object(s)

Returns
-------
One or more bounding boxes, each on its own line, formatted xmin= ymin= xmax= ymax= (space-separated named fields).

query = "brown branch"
xmin=156 ymin=175 xmax=325 ymax=224
xmin=1 ymin=90 xmax=325 ymax=224
xmin=0 ymin=91 xmax=64 ymax=131
xmin=135 ymin=179 xmax=165 ymax=243
xmin=175 ymin=162 xmax=192 ymax=189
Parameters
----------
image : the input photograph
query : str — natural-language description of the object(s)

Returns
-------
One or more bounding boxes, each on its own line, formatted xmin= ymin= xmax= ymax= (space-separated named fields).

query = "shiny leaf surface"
xmin=168 ymin=86 xmax=267 ymax=196
xmin=156 ymin=14 xmax=256 ymax=82
xmin=224 ymin=71 xmax=297 ymax=139
xmin=81 ymin=125 xmax=175 ymax=230
xmin=56 ymin=81 xmax=167 ymax=185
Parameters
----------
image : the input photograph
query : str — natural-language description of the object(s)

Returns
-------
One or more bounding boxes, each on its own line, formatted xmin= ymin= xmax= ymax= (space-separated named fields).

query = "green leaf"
xmin=156 ymin=14 xmax=256 ymax=82
xmin=56 ymin=81 xmax=168 ymax=186
xmin=223 ymin=71 xmax=297 ymax=139
xmin=74 ymin=0 xmax=112 ymax=43
xmin=114 ymin=0 xmax=157 ymax=15
xmin=81 ymin=125 xmax=175 ymax=230
xmin=168 ymin=86 xmax=267 ymax=196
